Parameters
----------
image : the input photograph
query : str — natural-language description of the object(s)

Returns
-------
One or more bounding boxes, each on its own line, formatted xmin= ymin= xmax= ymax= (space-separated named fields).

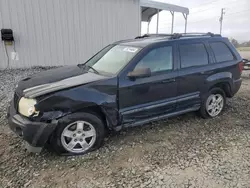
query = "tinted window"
xmin=210 ymin=42 xmax=234 ymax=62
xmin=134 ymin=46 xmax=172 ymax=73
xmin=180 ymin=43 xmax=208 ymax=68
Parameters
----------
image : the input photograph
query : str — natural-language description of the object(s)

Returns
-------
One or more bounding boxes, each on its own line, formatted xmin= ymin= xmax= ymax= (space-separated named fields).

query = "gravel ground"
xmin=0 ymin=68 xmax=250 ymax=188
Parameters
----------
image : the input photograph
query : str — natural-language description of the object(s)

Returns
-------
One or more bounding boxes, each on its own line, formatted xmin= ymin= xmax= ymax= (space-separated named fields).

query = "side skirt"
xmin=123 ymin=106 xmax=200 ymax=128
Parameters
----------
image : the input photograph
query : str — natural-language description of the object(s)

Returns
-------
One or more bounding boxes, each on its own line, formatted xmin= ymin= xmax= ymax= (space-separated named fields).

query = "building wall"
xmin=0 ymin=0 xmax=140 ymax=69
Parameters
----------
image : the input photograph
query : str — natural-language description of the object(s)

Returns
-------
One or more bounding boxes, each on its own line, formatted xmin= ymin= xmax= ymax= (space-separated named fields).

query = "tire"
xmin=51 ymin=112 xmax=106 ymax=155
xmin=200 ymin=87 xmax=226 ymax=118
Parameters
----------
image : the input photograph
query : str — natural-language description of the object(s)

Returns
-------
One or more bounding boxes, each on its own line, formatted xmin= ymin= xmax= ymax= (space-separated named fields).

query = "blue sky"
xmin=141 ymin=0 xmax=250 ymax=42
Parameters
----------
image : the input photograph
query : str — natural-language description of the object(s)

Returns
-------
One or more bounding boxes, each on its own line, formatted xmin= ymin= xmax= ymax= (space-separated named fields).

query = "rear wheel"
xmin=51 ymin=112 xmax=106 ymax=155
xmin=200 ymin=88 xmax=226 ymax=118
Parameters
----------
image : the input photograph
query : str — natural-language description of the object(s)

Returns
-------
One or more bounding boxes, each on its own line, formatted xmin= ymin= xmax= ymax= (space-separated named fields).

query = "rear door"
xmin=176 ymin=40 xmax=213 ymax=110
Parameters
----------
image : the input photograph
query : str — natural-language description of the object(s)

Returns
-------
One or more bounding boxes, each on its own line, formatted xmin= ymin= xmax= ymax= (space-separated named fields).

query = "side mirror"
xmin=127 ymin=67 xmax=151 ymax=79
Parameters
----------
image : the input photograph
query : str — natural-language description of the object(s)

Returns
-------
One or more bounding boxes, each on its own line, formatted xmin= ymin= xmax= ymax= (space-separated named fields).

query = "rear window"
xmin=179 ymin=43 xmax=208 ymax=68
xmin=210 ymin=42 xmax=234 ymax=62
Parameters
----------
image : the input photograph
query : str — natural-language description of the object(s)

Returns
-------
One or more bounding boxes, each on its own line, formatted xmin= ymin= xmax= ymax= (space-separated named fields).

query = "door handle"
xmin=201 ymin=70 xmax=214 ymax=75
xmin=161 ymin=78 xmax=176 ymax=83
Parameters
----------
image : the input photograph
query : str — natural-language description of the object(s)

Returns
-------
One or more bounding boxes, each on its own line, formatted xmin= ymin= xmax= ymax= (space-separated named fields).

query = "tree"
xmin=230 ymin=38 xmax=239 ymax=48
xmin=240 ymin=41 xmax=250 ymax=47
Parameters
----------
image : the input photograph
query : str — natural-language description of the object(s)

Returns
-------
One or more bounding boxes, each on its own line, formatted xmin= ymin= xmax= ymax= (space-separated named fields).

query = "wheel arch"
xmin=209 ymin=81 xmax=234 ymax=98
xmin=76 ymin=105 xmax=111 ymax=130
xmin=209 ymin=82 xmax=231 ymax=97
xmin=206 ymin=72 xmax=233 ymax=98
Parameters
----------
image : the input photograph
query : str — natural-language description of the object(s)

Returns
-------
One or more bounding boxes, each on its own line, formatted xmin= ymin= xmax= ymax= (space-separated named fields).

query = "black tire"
xmin=200 ymin=87 xmax=226 ymax=118
xmin=51 ymin=112 xmax=106 ymax=155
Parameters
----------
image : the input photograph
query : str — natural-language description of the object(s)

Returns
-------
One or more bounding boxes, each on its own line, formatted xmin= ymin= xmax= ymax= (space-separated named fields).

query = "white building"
xmin=0 ymin=0 xmax=188 ymax=69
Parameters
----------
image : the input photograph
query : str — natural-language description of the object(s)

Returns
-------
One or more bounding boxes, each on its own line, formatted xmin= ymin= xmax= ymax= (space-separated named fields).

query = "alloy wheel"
xmin=61 ymin=121 xmax=96 ymax=153
xmin=205 ymin=94 xmax=224 ymax=117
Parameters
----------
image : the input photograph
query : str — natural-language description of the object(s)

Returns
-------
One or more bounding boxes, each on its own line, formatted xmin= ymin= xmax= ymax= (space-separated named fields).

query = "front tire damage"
xmin=50 ymin=112 xmax=106 ymax=155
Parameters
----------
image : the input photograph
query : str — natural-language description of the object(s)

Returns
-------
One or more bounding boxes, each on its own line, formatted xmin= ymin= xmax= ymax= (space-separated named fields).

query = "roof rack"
xmin=170 ymin=32 xmax=221 ymax=39
xmin=135 ymin=34 xmax=172 ymax=39
xmin=135 ymin=32 xmax=221 ymax=39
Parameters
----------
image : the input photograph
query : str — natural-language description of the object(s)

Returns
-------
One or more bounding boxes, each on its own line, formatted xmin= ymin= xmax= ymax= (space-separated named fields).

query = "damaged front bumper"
xmin=7 ymin=100 xmax=57 ymax=153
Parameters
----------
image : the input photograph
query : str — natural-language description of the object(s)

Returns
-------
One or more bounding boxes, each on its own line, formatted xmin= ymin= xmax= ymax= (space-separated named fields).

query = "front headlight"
xmin=18 ymin=97 xmax=39 ymax=117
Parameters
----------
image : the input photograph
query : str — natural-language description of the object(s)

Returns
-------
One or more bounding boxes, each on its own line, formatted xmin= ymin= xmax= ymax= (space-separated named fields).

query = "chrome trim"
xmin=122 ymin=99 xmax=176 ymax=115
xmin=121 ymin=92 xmax=200 ymax=115
xmin=176 ymin=93 xmax=199 ymax=102
xmin=23 ymin=73 xmax=106 ymax=98
xmin=124 ymin=106 xmax=200 ymax=128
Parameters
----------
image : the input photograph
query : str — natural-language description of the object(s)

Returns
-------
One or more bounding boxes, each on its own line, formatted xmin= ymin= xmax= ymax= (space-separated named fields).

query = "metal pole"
xmin=184 ymin=15 xmax=187 ymax=33
xmin=170 ymin=11 xmax=174 ymax=34
xmin=156 ymin=9 xmax=159 ymax=34
xmin=182 ymin=13 xmax=188 ymax=33
xmin=219 ymin=8 xmax=225 ymax=34
xmin=147 ymin=21 xmax=150 ymax=34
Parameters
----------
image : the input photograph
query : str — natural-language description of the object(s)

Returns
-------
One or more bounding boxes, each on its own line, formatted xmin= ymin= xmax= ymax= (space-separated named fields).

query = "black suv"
xmin=8 ymin=33 xmax=243 ymax=155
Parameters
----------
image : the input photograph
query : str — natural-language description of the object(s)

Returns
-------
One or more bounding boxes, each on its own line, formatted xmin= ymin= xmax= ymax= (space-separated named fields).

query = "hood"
xmin=16 ymin=66 xmax=107 ymax=98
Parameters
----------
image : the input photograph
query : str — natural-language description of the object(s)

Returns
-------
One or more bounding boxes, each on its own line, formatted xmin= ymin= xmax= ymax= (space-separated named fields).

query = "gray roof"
xmin=140 ymin=0 xmax=189 ymax=22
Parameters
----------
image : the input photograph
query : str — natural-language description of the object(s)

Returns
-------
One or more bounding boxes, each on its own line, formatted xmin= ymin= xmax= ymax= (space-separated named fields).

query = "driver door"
xmin=118 ymin=45 xmax=178 ymax=125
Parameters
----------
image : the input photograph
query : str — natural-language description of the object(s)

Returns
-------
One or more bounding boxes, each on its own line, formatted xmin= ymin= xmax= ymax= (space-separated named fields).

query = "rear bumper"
xmin=7 ymin=99 xmax=57 ymax=152
xmin=232 ymin=78 xmax=242 ymax=96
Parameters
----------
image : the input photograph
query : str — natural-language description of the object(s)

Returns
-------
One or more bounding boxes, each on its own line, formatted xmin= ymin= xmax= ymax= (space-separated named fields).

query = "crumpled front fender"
xmin=35 ymin=81 xmax=120 ymax=129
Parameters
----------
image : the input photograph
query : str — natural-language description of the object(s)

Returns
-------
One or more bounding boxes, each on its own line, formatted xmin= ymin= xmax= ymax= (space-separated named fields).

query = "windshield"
xmin=84 ymin=45 xmax=141 ymax=75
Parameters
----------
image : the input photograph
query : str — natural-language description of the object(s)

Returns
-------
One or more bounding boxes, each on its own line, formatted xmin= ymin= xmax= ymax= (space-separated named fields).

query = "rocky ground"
xmin=0 ymin=68 xmax=250 ymax=188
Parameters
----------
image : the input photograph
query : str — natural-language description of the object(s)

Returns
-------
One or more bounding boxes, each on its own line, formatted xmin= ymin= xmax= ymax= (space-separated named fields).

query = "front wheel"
xmin=200 ymin=88 xmax=226 ymax=118
xmin=51 ymin=112 xmax=106 ymax=155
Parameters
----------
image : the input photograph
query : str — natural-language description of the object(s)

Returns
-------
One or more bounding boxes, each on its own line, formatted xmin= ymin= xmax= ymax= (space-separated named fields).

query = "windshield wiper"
xmin=85 ymin=65 xmax=99 ymax=74
xmin=78 ymin=64 xmax=99 ymax=74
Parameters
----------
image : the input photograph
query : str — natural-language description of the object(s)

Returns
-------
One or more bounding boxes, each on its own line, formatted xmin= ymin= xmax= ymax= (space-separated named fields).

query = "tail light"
xmin=239 ymin=61 xmax=244 ymax=73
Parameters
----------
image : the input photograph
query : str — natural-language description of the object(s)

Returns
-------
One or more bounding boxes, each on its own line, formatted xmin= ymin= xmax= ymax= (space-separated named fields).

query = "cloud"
xmin=142 ymin=0 xmax=250 ymax=41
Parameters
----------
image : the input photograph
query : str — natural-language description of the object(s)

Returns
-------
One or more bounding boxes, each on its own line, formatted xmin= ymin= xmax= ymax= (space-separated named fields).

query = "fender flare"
xmin=205 ymin=72 xmax=233 ymax=97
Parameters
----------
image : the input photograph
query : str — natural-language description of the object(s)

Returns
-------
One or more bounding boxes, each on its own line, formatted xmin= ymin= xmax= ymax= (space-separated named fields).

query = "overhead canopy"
xmin=140 ymin=0 xmax=189 ymax=22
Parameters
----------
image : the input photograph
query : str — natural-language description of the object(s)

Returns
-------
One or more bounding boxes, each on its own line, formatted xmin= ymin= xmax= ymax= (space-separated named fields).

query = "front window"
xmin=84 ymin=45 xmax=141 ymax=75
xmin=134 ymin=46 xmax=173 ymax=73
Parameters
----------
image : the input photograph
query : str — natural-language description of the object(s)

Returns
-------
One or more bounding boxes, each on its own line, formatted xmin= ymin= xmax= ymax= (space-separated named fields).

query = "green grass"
xmin=237 ymin=47 xmax=250 ymax=51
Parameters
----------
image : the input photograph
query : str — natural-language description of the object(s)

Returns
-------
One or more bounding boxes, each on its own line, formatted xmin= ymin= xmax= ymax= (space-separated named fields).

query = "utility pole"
xmin=219 ymin=8 xmax=225 ymax=34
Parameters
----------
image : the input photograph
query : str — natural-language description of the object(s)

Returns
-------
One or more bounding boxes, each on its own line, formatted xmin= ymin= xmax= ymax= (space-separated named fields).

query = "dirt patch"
xmin=0 ymin=69 xmax=250 ymax=188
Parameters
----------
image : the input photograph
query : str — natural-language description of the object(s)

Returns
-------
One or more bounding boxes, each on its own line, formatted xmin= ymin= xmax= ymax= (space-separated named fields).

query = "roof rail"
xmin=135 ymin=34 xmax=172 ymax=39
xmin=135 ymin=32 xmax=221 ymax=40
xmin=170 ymin=32 xmax=221 ymax=39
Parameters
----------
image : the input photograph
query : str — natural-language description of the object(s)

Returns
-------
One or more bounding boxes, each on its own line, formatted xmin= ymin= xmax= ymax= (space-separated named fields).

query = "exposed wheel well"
xmin=46 ymin=106 xmax=109 ymax=148
xmin=211 ymin=82 xmax=232 ymax=97
xmin=77 ymin=106 xmax=110 ymax=130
